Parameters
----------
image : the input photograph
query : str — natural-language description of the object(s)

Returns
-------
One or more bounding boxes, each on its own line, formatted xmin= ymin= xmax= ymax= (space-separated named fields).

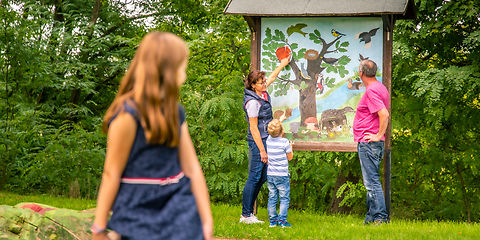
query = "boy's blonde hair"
xmin=268 ymin=119 xmax=283 ymax=137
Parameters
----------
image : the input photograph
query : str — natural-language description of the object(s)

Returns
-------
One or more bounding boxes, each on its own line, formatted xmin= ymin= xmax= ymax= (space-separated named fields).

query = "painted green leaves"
xmin=309 ymin=29 xmax=323 ymax=44
xmin=336 ymin=40 xmax=349 ymax=52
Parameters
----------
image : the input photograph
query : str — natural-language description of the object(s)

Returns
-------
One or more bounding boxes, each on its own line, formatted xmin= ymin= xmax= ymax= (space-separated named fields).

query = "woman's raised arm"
xmin=266 ymin=58 xmax=290 ymax=88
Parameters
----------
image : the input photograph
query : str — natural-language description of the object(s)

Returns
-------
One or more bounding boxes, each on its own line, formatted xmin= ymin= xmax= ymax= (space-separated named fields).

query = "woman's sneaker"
xmin=278 ymin=221 xmax=292 ymax=228
xmin=239 ymin=214 xmax=264 ymax=224
xmin=250 ymin=214 xmax=264 ymax=223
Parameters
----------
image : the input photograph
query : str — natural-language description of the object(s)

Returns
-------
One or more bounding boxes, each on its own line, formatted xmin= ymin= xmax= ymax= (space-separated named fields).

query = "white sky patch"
xmin=9 ymin=1 xmax=24 ymax=13
xmin=109 ymin=0 xmax=156 ymax=29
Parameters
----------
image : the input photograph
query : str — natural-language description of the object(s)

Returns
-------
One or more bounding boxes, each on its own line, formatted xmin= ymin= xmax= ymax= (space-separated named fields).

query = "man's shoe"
xmin=373 ymin=219 xmax=385 ymax=226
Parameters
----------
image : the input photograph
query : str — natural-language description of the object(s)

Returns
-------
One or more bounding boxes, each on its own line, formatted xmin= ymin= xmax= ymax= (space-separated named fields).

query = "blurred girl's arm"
xmin=179 ymin=122 xmax=213 ymax=240
xmin=93 ymin=113 xmax=136 ymax=239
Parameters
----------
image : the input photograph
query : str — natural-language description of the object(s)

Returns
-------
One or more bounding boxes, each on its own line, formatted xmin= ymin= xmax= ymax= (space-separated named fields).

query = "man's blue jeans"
xmin=242 ymin=139 xmax=268 ymax=217
xmin=267 ymin=175 xmax=290 ymax=222
xmin=358 ymin=141 xmax=388 ymax=223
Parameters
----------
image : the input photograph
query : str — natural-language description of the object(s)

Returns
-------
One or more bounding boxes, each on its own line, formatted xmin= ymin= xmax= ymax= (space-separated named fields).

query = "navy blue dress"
xmin=107 ymin=102 xmax=203 ymax=240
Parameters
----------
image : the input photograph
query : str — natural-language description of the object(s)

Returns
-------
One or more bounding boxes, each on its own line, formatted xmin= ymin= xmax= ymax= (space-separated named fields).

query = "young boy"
xmin=266 ymin=119 xmax=293 ymax=228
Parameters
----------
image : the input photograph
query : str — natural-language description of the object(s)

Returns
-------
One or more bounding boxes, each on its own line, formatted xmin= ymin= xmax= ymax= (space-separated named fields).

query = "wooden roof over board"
xmin=224 ymin=0 xmax=415 ymax=19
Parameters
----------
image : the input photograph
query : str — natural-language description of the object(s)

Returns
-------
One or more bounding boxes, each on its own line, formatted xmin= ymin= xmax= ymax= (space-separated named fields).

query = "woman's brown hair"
xmin=244 ymin=70 xmax=266 ymax=91
xmin=102 ymin=32 xmax=189 ymax=147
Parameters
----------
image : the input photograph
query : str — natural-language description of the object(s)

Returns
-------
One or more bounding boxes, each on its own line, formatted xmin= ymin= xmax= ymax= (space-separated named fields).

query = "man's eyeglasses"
xmin=256 ymin=81 xmax=266 ymax=85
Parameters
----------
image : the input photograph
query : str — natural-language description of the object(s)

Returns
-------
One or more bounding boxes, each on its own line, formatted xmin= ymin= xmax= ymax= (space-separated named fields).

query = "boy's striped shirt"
xmin=266 ymin=136 xmax=292 ymax=176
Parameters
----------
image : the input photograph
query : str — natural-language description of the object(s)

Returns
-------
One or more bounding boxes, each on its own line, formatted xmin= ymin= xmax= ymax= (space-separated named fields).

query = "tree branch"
xmin=319 ymin=37 xmax=327 ymax=48
xmin=129 ymin=12 xmax=163 ymax=21
xmin=289 ymin=59 xmax=302 ymax=80
xmin=86 ymin=0 xmax=102 ymax=41
xmin=317 ymin=35 xmax=343 ymax=56
xmin=327 ymin=36 xmax=342 ymax=48
xmin=277 ymin=76 xmax=300 ymax=85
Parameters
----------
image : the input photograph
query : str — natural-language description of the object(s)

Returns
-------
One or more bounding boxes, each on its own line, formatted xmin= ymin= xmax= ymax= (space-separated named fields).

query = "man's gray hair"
xmin=359 ymin=60 xmax=377 ymax=77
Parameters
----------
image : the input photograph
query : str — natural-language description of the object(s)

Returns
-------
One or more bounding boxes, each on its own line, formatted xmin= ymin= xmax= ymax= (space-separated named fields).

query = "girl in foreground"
xmin=92 ymin=32 xmax=213 ymax=240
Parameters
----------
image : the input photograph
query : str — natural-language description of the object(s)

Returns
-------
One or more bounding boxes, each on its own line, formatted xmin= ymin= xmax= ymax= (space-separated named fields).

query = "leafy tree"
xmin=392 ymin=0 xmax=480 ymax=221
xmin=178 ymin=0 xmax=251 ymax=203
xmin=0 ymin=0 xmax=143 ymax=196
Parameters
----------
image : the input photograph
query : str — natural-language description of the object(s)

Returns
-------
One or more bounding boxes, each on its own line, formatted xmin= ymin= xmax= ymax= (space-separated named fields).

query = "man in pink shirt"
xmin=353 ymin=59 xmax=390 ymax=225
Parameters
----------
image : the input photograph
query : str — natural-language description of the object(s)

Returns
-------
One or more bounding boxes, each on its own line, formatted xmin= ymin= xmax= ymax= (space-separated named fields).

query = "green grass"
xmin=213 ymin=204 xmax=479 ymax=240
xmin=0 ymin=191 xmax=96 ymax=210
xmin=1 ymin=192 xmax=479 ymax=239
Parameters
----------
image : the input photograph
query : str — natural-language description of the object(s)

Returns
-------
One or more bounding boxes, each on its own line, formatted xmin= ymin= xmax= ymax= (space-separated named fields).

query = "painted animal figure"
xmin=273 ymin=108 xmax=293 ymax=121
xmin=320 ymin=107 xmax=355 ymax=131
xmin=322 ymin=57 xmax=338 ymax=65
xmin=300 ymin=63 xmax=311 ymax=80
xmin=316 ymin=73 xmax=324 ymax=93
xmin=287 ymin=23 xmax=308 ymax=37
xmin=355 ymin=27 xmax=380 ymax=49
xmin=347 ymin=78 xmax=364 ymax=90
xmin=331 ymin=29 xmax=346 ymax=37
xmin=289 ymin=122 xmax=300 ymax=139
xmin=359 ymin=54 xmax=369 ymax=61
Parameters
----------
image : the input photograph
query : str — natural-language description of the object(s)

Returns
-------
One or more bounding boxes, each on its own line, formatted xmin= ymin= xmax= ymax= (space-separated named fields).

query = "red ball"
xmin=275 ymin=46 xmax=291 ymax=61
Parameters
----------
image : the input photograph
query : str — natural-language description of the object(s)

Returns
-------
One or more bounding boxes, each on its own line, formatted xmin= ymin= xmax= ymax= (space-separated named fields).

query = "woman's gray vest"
xmin=243 ymin=88 xmax=273 ymax=141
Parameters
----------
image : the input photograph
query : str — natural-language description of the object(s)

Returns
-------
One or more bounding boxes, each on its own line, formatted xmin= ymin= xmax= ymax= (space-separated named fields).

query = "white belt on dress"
xmin=120 ymin=171 xmax=184 ymax=185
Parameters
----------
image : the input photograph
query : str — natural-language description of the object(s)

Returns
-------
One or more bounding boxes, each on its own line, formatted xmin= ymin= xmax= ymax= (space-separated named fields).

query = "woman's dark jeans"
xmin=242 ymin=139 xmax=268 ymax=217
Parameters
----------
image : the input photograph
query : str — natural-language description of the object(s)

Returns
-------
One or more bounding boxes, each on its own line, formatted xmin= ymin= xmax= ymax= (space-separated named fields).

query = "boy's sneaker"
xmin=239 ymin=214 xmax=264 ymax=224
xmin=269 ymin=220 xmax=278 ymax=228
xmin=278 ymin=221 xmax=292 ymax=228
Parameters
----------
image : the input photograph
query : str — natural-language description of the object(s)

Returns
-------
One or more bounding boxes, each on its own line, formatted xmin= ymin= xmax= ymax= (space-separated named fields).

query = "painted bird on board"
xmin=359 ymin=54 xmax=369 ymax=61
xmin=331 ymin=29 xmax=346 ymax=37
xmin=300 ymin=63 xmax=312 ymax=80
xmin=321 ymin=57 xmax=338 ymax=65
xmin=287 ymin=23 xmax=308 ymax=37
xmin=355 ymin=27 xmax=380 ymax=49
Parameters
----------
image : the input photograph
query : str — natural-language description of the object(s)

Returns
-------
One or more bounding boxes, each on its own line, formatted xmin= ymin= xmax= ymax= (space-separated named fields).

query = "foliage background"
xmin=1 ymin=0 xmax=479 ymax=222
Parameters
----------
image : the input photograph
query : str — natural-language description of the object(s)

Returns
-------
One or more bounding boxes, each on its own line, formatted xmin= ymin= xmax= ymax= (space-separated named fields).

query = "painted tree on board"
xmin=262 ymin=25 xmax=351 ymax=126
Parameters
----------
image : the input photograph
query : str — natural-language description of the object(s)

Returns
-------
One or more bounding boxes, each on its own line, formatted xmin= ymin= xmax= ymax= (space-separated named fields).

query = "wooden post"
xmin=382 ymin=15 xmax=394 ymax=220
xmin=244 ymin=16 xmax=261 ymax=71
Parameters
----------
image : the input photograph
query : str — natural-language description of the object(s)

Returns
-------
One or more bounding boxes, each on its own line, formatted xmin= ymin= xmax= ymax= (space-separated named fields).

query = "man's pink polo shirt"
xmin=353 ymin=80 xmax=390 ymax=142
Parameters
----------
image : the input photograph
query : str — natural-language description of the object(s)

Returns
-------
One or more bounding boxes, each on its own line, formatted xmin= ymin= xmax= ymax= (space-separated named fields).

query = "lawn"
xmin=0 ymin=191 xmax=96 ymax=210
xmin=213 ymin=204 xmax=479 ymax=240
xmin=1 ymin=192 xmax=478 ymax=239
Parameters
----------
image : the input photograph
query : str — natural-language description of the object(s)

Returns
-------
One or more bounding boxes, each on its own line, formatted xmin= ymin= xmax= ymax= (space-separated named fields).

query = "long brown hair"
xmin=103 ymin=32 xmax=189 ymax=147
